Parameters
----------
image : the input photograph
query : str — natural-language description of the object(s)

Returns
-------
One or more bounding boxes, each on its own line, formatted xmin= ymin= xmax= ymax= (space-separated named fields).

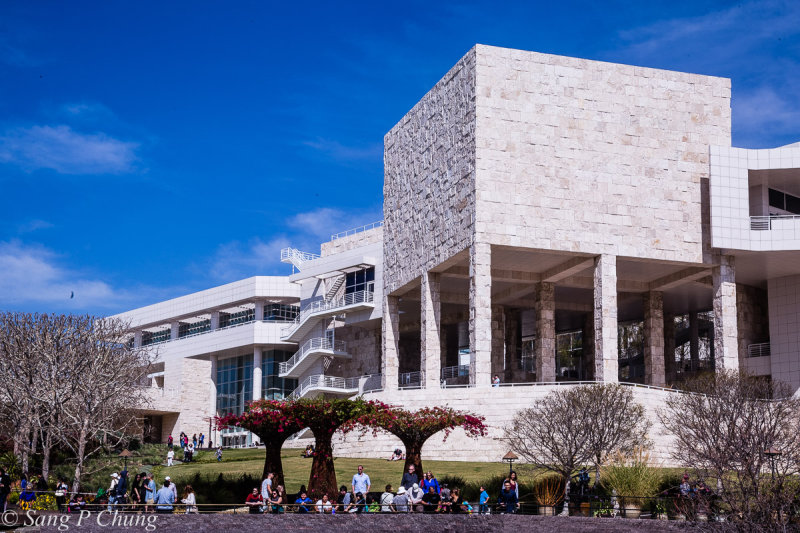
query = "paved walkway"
xmin=16 ymin=513 xmax=701 ymax=532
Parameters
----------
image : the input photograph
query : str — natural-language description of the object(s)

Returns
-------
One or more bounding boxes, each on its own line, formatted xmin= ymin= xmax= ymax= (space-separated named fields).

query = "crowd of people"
xmin=239 ymin=465 xmax=522 ymax=515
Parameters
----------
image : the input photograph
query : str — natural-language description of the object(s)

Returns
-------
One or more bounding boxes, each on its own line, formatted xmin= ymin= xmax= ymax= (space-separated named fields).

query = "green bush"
xmin=601 ymin=448 xmax=662 ymax=508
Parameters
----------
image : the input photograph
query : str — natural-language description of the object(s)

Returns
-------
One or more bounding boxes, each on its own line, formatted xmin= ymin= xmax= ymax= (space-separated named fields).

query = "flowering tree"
xmin=216 ymin=399 xmax=305 ymax=487
xmin=359 ymin=406 xmax=487 ymax=474
xmin=283 ymin=397 xmax=377 ymax=498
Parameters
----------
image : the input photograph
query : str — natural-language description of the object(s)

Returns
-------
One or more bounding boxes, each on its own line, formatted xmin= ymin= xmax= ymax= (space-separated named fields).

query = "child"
xmin=215 ymin=446 xmax=223 ymax=462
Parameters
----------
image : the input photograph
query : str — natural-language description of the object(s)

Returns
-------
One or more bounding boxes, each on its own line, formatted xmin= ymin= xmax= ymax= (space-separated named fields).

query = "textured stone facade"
xmin=320 ymin=227 xmax=383 ymax=257
xmin=713 ymin=254 xmax=739 ymax=370
xmin=381 ymin=295 xmax=400 ymax=391
xmin=469 ymin=242 xmax=492 ymax=386
xmin=420 ymin=271 xmax=442 ymax=388
xmin=534 ymin=283 xmax=556 ymax=381
xmin=643 ymin=292 xmax=665 ymax=386
xmin=326 ymin=323 xmax=382 ymax=378
xmin=473 ymin=45 xmax=730 ymax=262
xmin=593 ymin=255 xmax=618 ymax=381
xmin=383 ymin=49 xmax=477 ymax=294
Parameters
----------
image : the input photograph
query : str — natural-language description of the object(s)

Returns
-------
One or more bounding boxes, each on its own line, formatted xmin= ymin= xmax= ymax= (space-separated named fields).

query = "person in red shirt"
xmin=245 ymin=487 xmax=262 ymax=514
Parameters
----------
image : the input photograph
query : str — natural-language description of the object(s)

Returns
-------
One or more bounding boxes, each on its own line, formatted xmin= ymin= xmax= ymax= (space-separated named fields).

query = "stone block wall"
xmin=320 ymin=227 xmax=383 ymax=257
xmin=327 ymin=385 xmax=678 ymax=466
xmin=768 ymin=275 xmax=800 ymax=391
xmin=326 ymin=323 xmax=382 ymax=378
xmin=383 ymin=47 xmax=477 ymax=294
xmin=473 ymin=44 xmax=731 ymax=263
xmin=736 ymin=283 xmax=769 ymax=362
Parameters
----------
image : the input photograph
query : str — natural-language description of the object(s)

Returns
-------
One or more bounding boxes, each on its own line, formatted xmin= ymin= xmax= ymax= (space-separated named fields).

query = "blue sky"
xmin=1 ymin=0 xmax=798 ymax=315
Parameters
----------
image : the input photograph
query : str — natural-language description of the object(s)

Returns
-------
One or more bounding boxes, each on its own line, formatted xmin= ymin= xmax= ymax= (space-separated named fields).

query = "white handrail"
xmin=279 ymin=338 xmax=347 ymax=375
xmin=281 ymin=289 xmax=375 ymax=338
xmin=288 ymin=374 xmax=360 ymax=400
xmin=747 ymin=342 xmax=771 ymax=358
xmin=330 ymin=221 xmax=384 ymax=241
xmin=440 ymin=365 xmax=469 ymax=379
xmin=750 ymin=215 xmax=800 ymax=231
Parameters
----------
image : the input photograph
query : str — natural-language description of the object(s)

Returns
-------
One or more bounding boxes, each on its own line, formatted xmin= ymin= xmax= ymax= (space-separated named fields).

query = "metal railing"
xmin=330 ymin=220 xmax=384 ymax=241
xmin=280 ymin=247 xmax=321 ymax=269
xmin=747 ymin=342 xmax=771 ymax=358
xmin=281 ymin=289 xmax=375 ymax=338
xmin=288 ymin=374 xmax=360 ymax=400
xmin=399 ymin=371 xmax=421 ymax=388
xmin=750 ymin=215 xmax=800 ymax=231
xmin=139 ymin=318 xmax=293 ymax=348
xmin=279 ymin=338 xmax=347 ymax=375
xmin=440 ymin=365 xmax=470 ymax=379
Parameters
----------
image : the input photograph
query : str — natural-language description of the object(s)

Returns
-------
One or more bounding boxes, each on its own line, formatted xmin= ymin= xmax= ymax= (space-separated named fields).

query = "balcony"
xmin=287 ymin=373 xmax=382 ymax=400
xmin=278 ymin=338 xmax=350 ymax=379
xmin=747 ymin=342 xmax=771 ymax=358
xmin=281 ymin=289 xmax=375 ymax=342
xmin=750 ymin=215 xmax=800 ymax=231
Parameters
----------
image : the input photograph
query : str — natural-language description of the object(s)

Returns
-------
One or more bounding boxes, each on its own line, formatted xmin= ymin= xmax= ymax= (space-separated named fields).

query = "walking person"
xmin=479 ymin=485 xmax=490 ymax=514
xmin=167 ymin=435 xmax=173 ymax=449
xmin=216 ymin=446 xmax=223 ymax=462
xmin=260 ymin=473 xmax=273 ymax=504
xmin=181 ymin=485 xmax=198 ymax=514
xmin=351 ymin=465 xmax=371 ymax=498
xmin=199 ymin=433 xmax=205 ymax=448
xmin=498 ymin=480 xmax=519 ymax=514
xmin=167 ymin=448 xmax=174 ymax=467
xmin=107 ymin=472 xmax=120 ymax=511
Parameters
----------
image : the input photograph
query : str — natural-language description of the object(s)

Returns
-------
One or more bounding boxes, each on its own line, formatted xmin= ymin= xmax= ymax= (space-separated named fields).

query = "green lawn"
xmin=153 ymin=447 xmax=525 ymax=493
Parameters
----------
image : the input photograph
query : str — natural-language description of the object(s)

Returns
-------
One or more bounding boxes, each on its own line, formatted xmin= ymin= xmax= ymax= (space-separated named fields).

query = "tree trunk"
xmin=41 ymin=443 xmax=51 ymax=483
xmin=402 ymin=439 xmax=424 ymax=478
xmin=307 ymin=431 xmax=336 ymax=500
xmin=71 ymin=423 xmax=88 ymax=494
xmin=262 ymin=438 xmax=286 ymax=488
xmin=593 ymin=454 xmax=601 ymax=488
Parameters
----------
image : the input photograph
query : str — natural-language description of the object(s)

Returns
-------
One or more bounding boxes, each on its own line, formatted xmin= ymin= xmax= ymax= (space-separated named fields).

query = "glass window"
xmin=216 ymin=355 xmax=253 ymax=430
xmin=261 ymin=350 xmax=297 ymax=400
xmin=263 ymin=304 xmax=299 ymax=322
xmin=345 ymin=267 xmax=375 ymax=294
xmin=769 ymin=188 xmax=785 ymax=210
xmin=785 ymin=193 xmax=800 ymax=214
xmin=179 ymin=319 xmax=210 ymax=338
xmin=220 ymin=309 xmax=254 ymax=328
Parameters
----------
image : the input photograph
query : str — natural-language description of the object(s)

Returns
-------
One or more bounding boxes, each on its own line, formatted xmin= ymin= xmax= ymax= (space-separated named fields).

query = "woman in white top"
xmin=181 ymin=485 xmax=198 ymax=514
xmin=315 ymin=493 xmax=333 ymax=513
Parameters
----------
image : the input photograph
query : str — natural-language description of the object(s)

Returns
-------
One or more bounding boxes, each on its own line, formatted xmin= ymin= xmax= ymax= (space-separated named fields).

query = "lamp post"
xmin=764 ymin=447 xmax=782 ymax=480
xmin=118 ymin=449 xmax=133 ymax=472
xmin=502 ymin=451 xmax=518 ymax=478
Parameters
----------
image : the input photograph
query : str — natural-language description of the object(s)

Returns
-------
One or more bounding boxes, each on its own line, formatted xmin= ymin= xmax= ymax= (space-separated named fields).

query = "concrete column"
xmin=504 ymin=309 xmax=521 ymax=382
xmin=593 ymin=254 xmax=619 ymax=382
xmin=469 ymin=242 xmax=492 ymax=387
xmin=254 ymin=301 xmax=265 ymax=321
xmin=382 ymin=294 xmax=400 ymax=391
xmin=421 ymin=271 xmax=442 ymax=389
xmin=210 ymin=311 xmax=220 ymax=330
xmin=689 ymin=312 xmax=699 ymax=370
xmin=643 ymin=291 xmax=665 ymax=386
xmin=713 ymin=254 xmax=739 ymax=371
xmin=491 ymin=305 xmax=505 ymax=380
xmin=535 ymin=283 xmax=556 ymax=382
xmin=252 ymin=347 xmax=263 ymax=401
xmin=134 ymin=331 xmax=142 ymax=348
xmin=664 ymin=313 xmax=676 ymax=384
xmin=209 ymin=354 xmax=218 ymax=417
xmin=582 ymin=313 xmax=595 ymax=381
xmin=170 ymin=322 xmax=180 ymax=340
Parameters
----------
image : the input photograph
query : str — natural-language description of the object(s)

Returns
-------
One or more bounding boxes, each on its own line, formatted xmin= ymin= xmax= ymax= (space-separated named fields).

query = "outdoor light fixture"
xmin=118 ymin=449 xmax=133 ymax=471
xmin=764 ymin=447 xmax=782 ymax=479
xmin=503 ymin=450 xmax=518 ymax=477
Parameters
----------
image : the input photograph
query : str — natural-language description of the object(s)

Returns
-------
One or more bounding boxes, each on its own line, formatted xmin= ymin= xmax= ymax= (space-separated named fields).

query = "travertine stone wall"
xmin=421 ymin=272 xmax=442 ymax=389
xmin=473 ymin=45 xmax=731 ymax=262
xmin=535 ymin=283 xmax=556 ymax=382
xmin=327 ymin=323 xmax=382 ymax=378
xmin=713 ymin=254 xmax=739 ymax=370
xmin=383 ymin=48 xmax=477 ymax=293
xmin=469 ymin=242 xmax=492 ymax=386
xmin=490 ymin=305 xmax=505 ymax=379
xmin=643 ymin=292 xmax=665 ymax=386
xmin=320 ymin=227 xmax=383 ymax=257
xmin=736 ymin=283 xmax=769 ymax=361
xmin=381 ymin=295 xmax=400 ymax=391
xmin=328 ymin=385 xmax=678 ymax=466
xmin=593 ymin=255 xmax=619 ymax=381
xmin=768 ymin=275 xmax=800 ymax=391
xmin=664 ymin=313 xmax=676 ymax=383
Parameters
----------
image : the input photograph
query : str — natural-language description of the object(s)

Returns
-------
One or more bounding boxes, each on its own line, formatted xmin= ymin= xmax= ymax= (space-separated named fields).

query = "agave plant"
xmin=601 ymin=447 xmax=662 ymax=508
xmin=533 ymin=474 xmax=564 ymax=506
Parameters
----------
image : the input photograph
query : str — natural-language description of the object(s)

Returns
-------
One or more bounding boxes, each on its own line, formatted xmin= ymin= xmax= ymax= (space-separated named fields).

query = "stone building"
xmin=113 ymin=45 xmax=800 ymax=460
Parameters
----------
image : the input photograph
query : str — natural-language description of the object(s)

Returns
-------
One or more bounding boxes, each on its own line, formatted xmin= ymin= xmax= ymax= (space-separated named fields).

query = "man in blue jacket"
xmin=498 ymin=481 xmax=518 ymax=514
xmin=153 ymin=480 xmax=175 ymax=514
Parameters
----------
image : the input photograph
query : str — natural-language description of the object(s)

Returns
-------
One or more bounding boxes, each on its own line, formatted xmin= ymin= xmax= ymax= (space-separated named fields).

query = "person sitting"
xmin=393 ymin=486 xmax=409 ymax=513
xmin=245 ymin=487 xmax=262 ymax=514
xmin=421 ymin=485 xmax=441 ymax=513
xmin=268 ymin=488 xmax=284 ymax=514
xmin=388 ymin=449 xmax=403 ymax=461
xmin=295 ymin=490 xmax=313 ymax=513
xmin=68 ymin=495 xmax=87 ymax=513
xmin=346 ymin=492 xmax=365 ymax=513
xmin=450 ymin=488 xmax=466 ymax=513
xmin=380 ymin=485 xmax=395 ymax=512
xmin=315 ymin=493 xmax=332 ymax=513
xmin=366 ymin=494 xmax=380 ymax=513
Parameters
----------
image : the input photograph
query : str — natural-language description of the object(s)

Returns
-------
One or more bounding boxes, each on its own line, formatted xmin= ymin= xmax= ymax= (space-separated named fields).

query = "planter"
xmin=579 ymin=502 xmax=591 ymax=517
xmin=670 ymin=512 xmax=687 ymax=521
xmin=655 ymin=513 xmax=668 ymax=521
xmin=538 ymin=505 xmax=555 ymax=516
xmin=622 ymin=504 xmax=641 ymax=519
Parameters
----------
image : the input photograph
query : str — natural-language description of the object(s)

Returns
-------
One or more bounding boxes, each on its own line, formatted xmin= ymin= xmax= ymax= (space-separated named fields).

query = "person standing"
xmin=145 ymin=474 xmax=156 ymax=512
xmin=216 ymin=446 xmax=223 ymax=462
xmin=192 ymin=434 xmax=198 ymax=449
xmin=167 ymin=435 xmax=173 ymax=449
xmin=107 ymin=473 xmax=119 ymax=511
xmin=351 ymin=465 xmax=370 ymax=498
xmin=498 ymin=480 xmax=518 ymax=514
xmin=392 ymin=486 xmax=409 ymax=513
xmin=181 ymin=485 xmax=198 ymax=514
xmin=493 ymin=375 xmax=501 ymax=387
xmin=400 ymin=464 xmax=418 ymax=490
xmin=199 ymin=433 xmax=205 ymax=448
xmin=380 ymin=485 xmax=395 ymax=512
xmin=260 ymin=473 xmax=273 ymax=504
xmin=165 ymin=476 xmax=178 ymax=501
xmin=0 ymin=468 xmax=10 ymax=513
xmin=153 ymin=479 xmax=175 ymax=514
xmin=54 ymin=477 xmax=69 ymax=513
xmin=479 ymin=486 xmax=490 ymax=514
xmin=167 ymin=449 xmax=174 ymax=467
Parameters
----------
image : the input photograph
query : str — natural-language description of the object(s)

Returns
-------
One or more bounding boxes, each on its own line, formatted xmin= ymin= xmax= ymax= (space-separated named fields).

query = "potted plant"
xmin=653 ymin=500 xmax=669 ymax=520
xmin=601 ymin=447 xmax=662 ymax=519
xmin=533 ymin=474 xmax=563 ymax=516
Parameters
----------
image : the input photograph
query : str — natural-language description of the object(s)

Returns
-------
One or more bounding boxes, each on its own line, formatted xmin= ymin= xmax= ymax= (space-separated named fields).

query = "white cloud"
xmin=734 ymin=86 xmax=800 ymax=143
xmin=207 ymin=236 xmax=292 ymax=282
xmin=16 ymin=219 xmax=54 ymax=234
xmin=303 ymin=137 xmax=382 ymax=162
xmin=0 ymin=125 xmax=139 ymax=174
xmin=0 ymin=240 xmax=172 ymax=313
xmin=287 ymin=207 xmax=383 ymax=240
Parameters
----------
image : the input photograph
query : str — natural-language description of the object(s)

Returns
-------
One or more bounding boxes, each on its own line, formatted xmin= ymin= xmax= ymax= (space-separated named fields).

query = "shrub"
xmin=600 ymin=448 xmax=662 ymax=508
xmin=532 ymin=474 xmax=564 ymax=507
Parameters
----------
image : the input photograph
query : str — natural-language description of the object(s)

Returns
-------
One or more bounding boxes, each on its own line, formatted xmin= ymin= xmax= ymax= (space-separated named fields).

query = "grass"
xmin=152 ymin=447 xmax=526 ymax=494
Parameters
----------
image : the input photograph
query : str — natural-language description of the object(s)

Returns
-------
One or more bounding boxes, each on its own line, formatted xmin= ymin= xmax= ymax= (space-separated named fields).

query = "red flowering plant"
xmin=352 ymin=405 xmax=487 ymax=475
xmin=215 ymin=399 xmax=305 ymax=487
xmin=281 ymin=396 xmax=384 ymax=499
